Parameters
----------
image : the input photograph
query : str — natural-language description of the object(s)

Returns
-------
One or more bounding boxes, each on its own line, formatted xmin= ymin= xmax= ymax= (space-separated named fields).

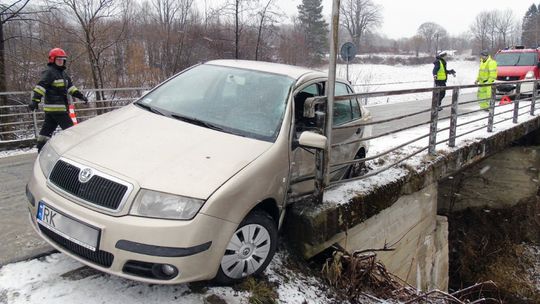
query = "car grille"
xmin=497 ymin=76 xmax=520 ymax=81
xmin=49 ymin=160 xmax=128 ymax=210
xmin=39 ymin=224 xmax=114 ymax=268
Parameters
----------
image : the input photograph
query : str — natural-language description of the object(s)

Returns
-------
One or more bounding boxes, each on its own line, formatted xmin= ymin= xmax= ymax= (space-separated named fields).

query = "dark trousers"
xmin=434 ymin=80 xmax=447 ymax=106
xmin=37 ymin=112 xmax=73 ymax=151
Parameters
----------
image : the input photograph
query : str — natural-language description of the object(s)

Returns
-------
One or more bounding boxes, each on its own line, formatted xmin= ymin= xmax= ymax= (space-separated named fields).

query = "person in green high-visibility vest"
xmin=475 ymin=50 xmax=498 ymax=110
xmin=432 ymin=51 xmax=456 ymax=111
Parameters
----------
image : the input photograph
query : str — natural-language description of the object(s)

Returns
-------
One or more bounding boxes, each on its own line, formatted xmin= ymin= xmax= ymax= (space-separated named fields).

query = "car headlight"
xmin=130 ymin=189 xmax=204 ymax=220
xmin=525 ymin=71 xmax=534 ymax=79
xmin=39 ymin=142 xmax=60 ymax=178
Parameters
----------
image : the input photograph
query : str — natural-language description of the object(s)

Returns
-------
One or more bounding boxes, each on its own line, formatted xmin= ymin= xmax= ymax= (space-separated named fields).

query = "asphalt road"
xmin=0 ymin=153 xmax=52 ymax=266
xmin=367 ymin=91 xmax=479 ymax=137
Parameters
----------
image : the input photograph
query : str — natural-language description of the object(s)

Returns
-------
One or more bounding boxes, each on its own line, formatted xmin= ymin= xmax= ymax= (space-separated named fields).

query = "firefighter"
xmin=475 ymin=50 xmax=498 ymax=110
xmin=432 ymin=50 xmax=456 ymax=111
xmin=29 ymin=48 xmax=88 ymax=152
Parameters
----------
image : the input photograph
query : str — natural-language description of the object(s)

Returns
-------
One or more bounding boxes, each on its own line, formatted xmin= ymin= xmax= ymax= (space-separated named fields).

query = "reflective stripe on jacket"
xmin=31 ymin=64 xmax=84 ymax=112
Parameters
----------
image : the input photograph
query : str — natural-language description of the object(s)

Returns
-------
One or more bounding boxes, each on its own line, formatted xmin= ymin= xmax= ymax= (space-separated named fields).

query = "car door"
xmin=288 ymin=81 xmax=325 ymax=201
xmin=329 ymin=82 xmax=367 ymax=179
xmin=287 ymin=81 xmax=367 ymax=201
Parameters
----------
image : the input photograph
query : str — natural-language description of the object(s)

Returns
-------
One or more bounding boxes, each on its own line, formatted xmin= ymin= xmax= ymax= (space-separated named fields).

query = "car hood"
xmin=56 ymin=105 xmax=272 ymax=199
xmin=497 ymin=66 xmax=534 ymax=77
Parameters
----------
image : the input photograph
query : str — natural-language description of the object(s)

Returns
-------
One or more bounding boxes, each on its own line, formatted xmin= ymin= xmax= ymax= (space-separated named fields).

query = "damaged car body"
xmin=26 ymin=60 xmax=371 ymax=284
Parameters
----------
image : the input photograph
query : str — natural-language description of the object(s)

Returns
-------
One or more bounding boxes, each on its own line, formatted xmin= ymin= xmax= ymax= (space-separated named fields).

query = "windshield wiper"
xmin=170 ymin=114 xmax=225 ymax=132
xmin=135 ymin=101 xmax=166 ymax=116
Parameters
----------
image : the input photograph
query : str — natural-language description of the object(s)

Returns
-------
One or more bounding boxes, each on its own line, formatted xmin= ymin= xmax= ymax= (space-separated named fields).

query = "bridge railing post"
xmin=448 ymin=88 xmax=459 ymax=147
xmin=531 ymin=80 xmax=538 ymax=116
xmin=487 ymin=85 xmax=496 ymax=132
xmin=428 ymin=87 xmax=440 ymax=155
xmin=513 ymin=83 xmax=521 ymax=124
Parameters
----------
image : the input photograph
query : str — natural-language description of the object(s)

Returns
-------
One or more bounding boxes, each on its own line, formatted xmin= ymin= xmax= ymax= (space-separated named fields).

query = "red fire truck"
xmin=494 ymin=46 xmax=540 ymax=96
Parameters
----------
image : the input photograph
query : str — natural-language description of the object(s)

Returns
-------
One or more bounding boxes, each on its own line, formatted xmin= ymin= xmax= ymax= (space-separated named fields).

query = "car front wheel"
xmin=214 ymin=210 xmax=277 ymax=284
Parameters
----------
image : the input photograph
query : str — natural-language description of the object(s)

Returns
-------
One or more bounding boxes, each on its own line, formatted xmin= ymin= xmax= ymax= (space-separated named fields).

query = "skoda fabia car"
xmin=26 ymin=60 xmax=371 ymax=284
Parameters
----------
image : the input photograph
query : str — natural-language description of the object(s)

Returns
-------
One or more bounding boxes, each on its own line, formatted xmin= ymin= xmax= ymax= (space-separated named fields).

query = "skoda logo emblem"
xmin=79 ymin=168 xmax=93 ymax=183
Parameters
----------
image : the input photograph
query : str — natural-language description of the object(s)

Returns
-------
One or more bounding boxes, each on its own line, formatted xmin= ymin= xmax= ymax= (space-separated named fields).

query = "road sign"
xmin=340 ymin=42 xmax=357 ymax=62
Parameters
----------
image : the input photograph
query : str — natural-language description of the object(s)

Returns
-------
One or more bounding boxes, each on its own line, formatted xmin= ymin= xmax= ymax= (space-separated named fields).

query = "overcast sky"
xmin=270 ymin=0 xmax=533 ymax=39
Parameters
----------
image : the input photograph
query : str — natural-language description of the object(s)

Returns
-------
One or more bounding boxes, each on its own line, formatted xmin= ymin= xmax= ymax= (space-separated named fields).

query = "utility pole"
xmin=323 ymin=0 xmax=340 ymax=188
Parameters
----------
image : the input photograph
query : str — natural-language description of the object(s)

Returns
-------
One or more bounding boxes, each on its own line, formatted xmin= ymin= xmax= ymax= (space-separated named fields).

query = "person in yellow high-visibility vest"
xmin=432 ymin=51 xmax=456 ymax=111
xmin=475 ymin=50 xmax=498 ymax=110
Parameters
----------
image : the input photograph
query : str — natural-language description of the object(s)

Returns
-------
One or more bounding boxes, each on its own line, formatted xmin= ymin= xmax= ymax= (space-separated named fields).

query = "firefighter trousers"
xmin=37 ymin=112 xmax=74 ymax=152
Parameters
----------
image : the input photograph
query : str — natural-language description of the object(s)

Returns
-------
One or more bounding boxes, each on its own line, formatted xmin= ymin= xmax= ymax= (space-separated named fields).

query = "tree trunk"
xmin=235 ymin=0 xmax=239 ymax=59
xmin=0 ymin=20 xmax=13 ymax=140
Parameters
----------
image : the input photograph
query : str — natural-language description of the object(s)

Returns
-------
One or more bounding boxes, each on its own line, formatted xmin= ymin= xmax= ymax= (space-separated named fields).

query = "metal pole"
xmin=513 ymin=83 xmax=521 ymax=124
xmin=32 ymin=110 xmax=38 ymax=138
xmin=532 ymin=80 xmax=538 ymax=116
xmin=322 ymin=0 xmax=340 ymax=190
xmin=448 ymin=88 xmax=459 ymax=147
xmin=346 ymin=58 xmax=349 ymax=82
xmin=487 ymin=85 xmax=496 ymax=132
xmin=428 ymin=87 xmax=439 ymax=155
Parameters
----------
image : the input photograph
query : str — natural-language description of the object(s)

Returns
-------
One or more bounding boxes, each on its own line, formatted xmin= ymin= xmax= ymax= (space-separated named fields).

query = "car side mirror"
xmin=537 ymin=62 xmax=540 ymax=68
xmin=297 ymin=131 xmax=327 ymax=150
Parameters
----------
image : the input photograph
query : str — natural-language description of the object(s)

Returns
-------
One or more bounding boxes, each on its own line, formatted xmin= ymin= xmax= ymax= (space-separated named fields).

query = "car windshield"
xmin=495 ymin=52 xmax=537 ymax=66
xmin=137 ymin=64 xmax=294 ymax=142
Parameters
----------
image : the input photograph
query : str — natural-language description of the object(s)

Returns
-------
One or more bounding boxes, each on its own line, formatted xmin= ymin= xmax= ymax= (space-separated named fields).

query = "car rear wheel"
xmin=214 ymin=210 xmax=277 ymax=285
xmin=344 ymin=149 xmax=366 ymax=179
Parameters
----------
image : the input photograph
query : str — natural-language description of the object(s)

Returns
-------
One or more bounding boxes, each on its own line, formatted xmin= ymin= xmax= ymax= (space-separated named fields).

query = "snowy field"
xmin=334 ymin=59 xmax=480 ymax=105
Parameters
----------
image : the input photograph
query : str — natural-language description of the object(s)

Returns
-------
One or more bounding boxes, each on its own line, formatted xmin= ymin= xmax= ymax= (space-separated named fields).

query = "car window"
xmin=294 ymin=83 xmax=323 ymax=128
xmin=333 ymin=83 xmax=352 ymax=126
xmin=139 ymin=64 xmax=295 ymax=142
xmin=347 ymin=85 xmax=362 ymax=120
xmin=495 ymin=52 xmax=537 ymax=66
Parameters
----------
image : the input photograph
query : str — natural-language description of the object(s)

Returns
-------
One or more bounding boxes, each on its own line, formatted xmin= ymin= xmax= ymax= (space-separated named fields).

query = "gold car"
xmin=26 ymin=60 xmax=371 ymax=284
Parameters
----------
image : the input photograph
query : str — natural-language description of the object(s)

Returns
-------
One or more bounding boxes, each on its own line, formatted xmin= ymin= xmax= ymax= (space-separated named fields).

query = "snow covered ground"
xmin=0 ymin=252 xmax=357 ymax=304
xmin=334 ymin=59 xmax=480 ymax=105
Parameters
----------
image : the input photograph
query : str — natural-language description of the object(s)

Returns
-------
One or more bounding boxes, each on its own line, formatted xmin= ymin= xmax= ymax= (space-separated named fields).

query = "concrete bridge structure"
xmin=285 ymin=113 xmax=540 ymax=291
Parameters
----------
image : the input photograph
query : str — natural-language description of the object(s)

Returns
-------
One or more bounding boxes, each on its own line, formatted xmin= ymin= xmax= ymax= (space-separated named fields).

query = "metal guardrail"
xmin=0 ymin=87 xmax=148 ymax=150
xmin=314 ymin=79 xmax=539 ymax=190
xmin=1 ymin=81 xmax=538 ymax=200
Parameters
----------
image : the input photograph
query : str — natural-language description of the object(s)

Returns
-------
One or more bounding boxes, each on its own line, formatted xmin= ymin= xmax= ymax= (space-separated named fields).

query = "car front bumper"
xmin=26 ymin=160 xmax=237 ymax=284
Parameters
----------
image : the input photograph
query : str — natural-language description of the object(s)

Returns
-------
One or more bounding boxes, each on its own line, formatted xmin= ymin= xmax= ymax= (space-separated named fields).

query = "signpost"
xmin=340 ymin=42 xmax=357 ymax=82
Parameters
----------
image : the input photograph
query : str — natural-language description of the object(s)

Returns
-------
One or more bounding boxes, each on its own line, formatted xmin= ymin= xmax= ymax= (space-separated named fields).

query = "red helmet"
xmin=48 ymin=48 xmax=67 ymax=63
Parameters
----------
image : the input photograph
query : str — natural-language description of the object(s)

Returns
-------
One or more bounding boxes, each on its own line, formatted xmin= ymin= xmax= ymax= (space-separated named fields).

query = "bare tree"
xmin=254 ymin=0 xmax=280 ymax=60
xmin=470 ymin=11 xmax=491 ymax=52
xmin=0 ymin=0 xmax=31 ymax=94
xmin=417 ymin=22 xmax=446 ymax=55
xmin=339 ymin=0 xmax=382 ymax=48
xmin=493 ymin=9 xmax=515 ymax=48
xmin=0 ymin=0 xmax=32 ymax=140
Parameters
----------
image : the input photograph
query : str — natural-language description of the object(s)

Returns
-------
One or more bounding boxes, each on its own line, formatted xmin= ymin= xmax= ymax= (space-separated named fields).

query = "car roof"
xmin=497 ymin=49 xmax=540 ymax=54
xmin=205 ymin=59 xmax=328 ymax=81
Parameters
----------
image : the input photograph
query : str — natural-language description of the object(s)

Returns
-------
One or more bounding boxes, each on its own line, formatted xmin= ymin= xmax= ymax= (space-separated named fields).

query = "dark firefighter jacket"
xmin=31 ymin=64 xmax=85 ymax=112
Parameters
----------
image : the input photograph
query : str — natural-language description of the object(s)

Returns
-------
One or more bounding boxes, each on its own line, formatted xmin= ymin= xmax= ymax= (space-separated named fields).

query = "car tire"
xmin=344 ymin=150 xmax=366 ymax=179
xmin=213 ymin=210 xmax=277 ymax=285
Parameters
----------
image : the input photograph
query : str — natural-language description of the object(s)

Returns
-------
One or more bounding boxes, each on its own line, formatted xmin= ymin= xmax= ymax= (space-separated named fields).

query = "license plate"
xmin=37 ymin=201 xmax=100 ymax=251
